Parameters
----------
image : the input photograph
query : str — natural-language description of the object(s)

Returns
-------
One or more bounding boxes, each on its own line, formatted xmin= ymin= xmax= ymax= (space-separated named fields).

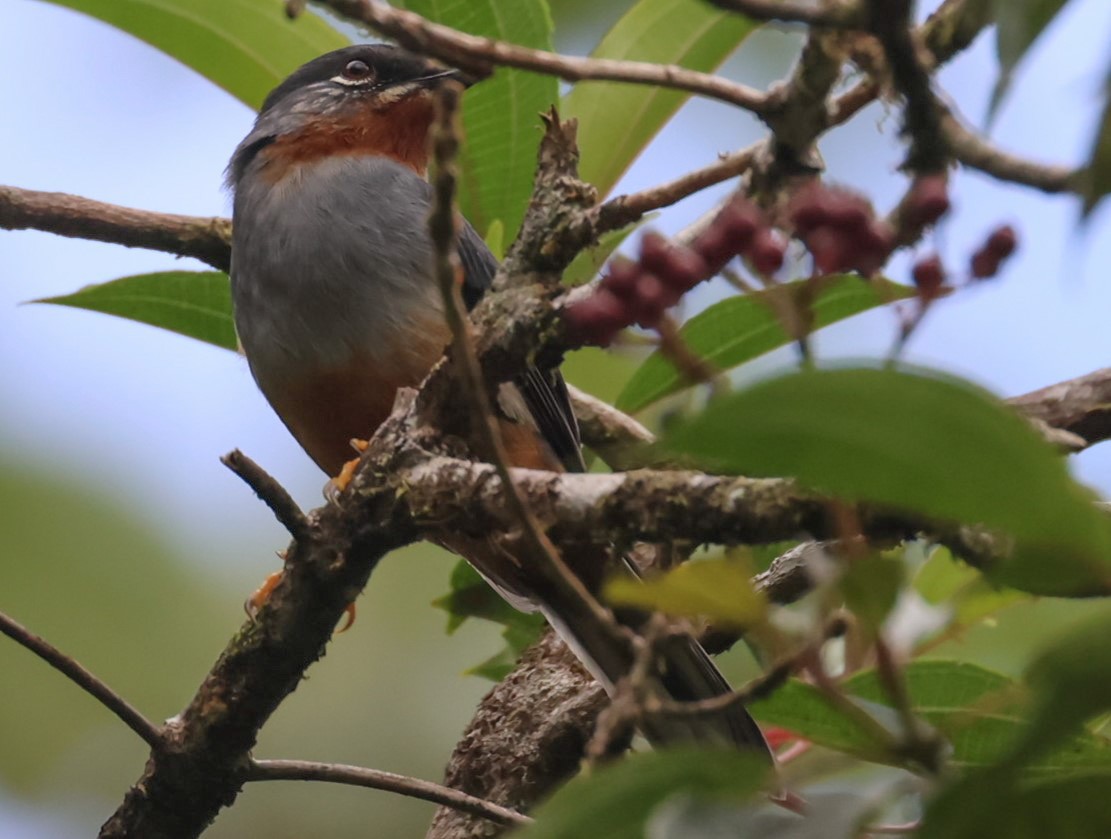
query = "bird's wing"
xmin=456 ymin=222 xmax=585 ymax=472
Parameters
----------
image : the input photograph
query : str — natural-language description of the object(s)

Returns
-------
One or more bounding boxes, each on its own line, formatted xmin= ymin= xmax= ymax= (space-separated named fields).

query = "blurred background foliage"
xmin=3 ymin=0 xmax=1111 ymax=837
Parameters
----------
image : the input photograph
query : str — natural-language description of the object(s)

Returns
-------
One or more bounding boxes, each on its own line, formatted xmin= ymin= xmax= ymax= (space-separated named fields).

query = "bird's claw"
xmin=245 ymin=568 xmax=357 ymax=633
xmin=324 ymin=439 xmax=370 ymax=503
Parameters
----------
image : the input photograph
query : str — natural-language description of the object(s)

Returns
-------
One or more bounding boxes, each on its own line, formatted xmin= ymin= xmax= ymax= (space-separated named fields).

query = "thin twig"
xmin=592 ymin=146 xmax=759 ymax=235
xmin=221 ymin=449 xmax=311 ymax=542
xmin=313 ymin=0 xmax=768 ymax=114
xmin=0 ymin=609 xmax=162 ymax=748
xmin=247 ymin=759 xmax=531 ymax=827
xmin=941 ymin=110 xmax=1081 ymax=194
xmin=0 ymin=185 xmax=231 ymax=272
xmin=655 ymin=315 xmax=728 ymax=398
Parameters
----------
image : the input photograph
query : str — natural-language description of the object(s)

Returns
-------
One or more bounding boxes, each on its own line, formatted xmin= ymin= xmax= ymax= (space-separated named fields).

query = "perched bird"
xmin=227 ymin=43 xmax=771 ymax=756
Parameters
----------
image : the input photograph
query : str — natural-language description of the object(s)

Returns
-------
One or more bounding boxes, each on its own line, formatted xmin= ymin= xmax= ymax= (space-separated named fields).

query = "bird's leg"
xmin=324 ymin=438 xmax=371 ymax=503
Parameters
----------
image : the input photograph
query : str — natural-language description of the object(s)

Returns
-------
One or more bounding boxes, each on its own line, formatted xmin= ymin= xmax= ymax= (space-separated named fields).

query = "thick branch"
xmin=0 ymin=185 xmax=231 ymax=272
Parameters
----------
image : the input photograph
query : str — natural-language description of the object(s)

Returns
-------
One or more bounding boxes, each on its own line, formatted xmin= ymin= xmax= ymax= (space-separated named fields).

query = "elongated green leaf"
xmin=754 ymin=661 xmax=1111 ymax=773
xmin=663 ymin=367 xmax=1111 ymax=596
xmin=401 ymin=0 xmax=557 ymax=241
xmin=603 ymin=558 xmax=766 ymax=628
xmin=513 ymin=748 xmax=769 ymax=839
xmin=617 ymin=276 xmax=915 ymax=414
xmin=989 ymin=0 xmax=1072 ymax=118
xmin=922 ymin=772 xmax=1111 ymax=839
xmin=562 ymin=0 xmax=758 ymax=197
xmin=1018 ymin=610 xmax=1111 ymax=766
xmin=748 ymin=680 xmax=892 ymax=760
xmin=33 ymin=270 xmax=237 ymax=350
xmin=44 ymin=0 xmax=348 ymax=109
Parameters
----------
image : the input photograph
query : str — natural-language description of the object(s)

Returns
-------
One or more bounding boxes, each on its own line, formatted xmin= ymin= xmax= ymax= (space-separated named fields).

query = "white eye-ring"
xmin=332 ymin=59 xmax=373 ymax=86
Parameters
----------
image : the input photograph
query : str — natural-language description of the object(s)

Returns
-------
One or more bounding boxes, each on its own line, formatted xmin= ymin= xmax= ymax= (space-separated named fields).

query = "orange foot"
xmin=244 ymin=569 xmax=356 ymax=633
xmin=324 ymin=438 xmax=370 ymax=503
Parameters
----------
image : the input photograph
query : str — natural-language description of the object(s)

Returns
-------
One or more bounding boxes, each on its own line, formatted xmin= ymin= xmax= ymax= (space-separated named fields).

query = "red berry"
xmin=852 ymin=221 xmax=895 ymax=276
xmin=639 ymin=232 xmax=671 ymax=276
xmin=692 ymin=224 xmax=735 ymax=273
xmin=717 ymin=198 xmax=761 ymax=253
xmin=788 ymin=182 xmax=830 ymax=235
xmin=823 ymin=190 xmax=873 ymax=234
xmin=911 ymin=254 xmax=945 ymax=297
xmin=970 ymin=249 xmax=999 ymax=279
xmin=805 ymin=226 xmax=851 ymax=275
xmin=603 ymin=259 xmax=640 ymax=299
xmin=986 ymin=224 xmax=1018 ymax=259
xmin=660 ymin=245 xmax=709 ymax=291
xmin=905 ymin=175 xmax=950 ymax=228
xmin=632 ymin=273 xmax=672 ymax=328
xmin=750 ymin=228 xmax=786 ymax=275
xmin=563 ymin=289 xmax=628 ymax=346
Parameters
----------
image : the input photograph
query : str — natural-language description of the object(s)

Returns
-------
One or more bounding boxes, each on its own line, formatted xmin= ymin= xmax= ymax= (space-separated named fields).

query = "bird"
xmin=226 ymin=43 xmax=772 ymax=757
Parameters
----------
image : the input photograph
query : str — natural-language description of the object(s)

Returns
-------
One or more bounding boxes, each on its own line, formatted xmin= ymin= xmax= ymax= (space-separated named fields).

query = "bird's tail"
xmin=537 ymin=565 xmax=772 ymax=756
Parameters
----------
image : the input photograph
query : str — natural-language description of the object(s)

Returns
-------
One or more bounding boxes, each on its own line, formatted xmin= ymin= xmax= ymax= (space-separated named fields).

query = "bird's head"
xmin=228 ymin=44 xmax=468 ymax=186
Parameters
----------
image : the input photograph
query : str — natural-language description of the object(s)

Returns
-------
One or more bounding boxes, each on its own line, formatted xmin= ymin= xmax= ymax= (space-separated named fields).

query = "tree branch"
xmin=310 ymin=0 xmax=768 ymax=115
xmin=0 ymin=609 xmax=163 ymax=749
xmin=0 ymin=185 xmax=231 ymax=272
xmin=221 ymin=449 xmax=310 ymax=542
xmin=941 ymin=109 xmax=1083 ymax=194
xmin=248 ymin=759 xmax=531 ymax=828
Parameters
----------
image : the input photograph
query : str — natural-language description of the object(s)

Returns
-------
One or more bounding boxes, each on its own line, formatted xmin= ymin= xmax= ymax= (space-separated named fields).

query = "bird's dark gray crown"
xmin=259 ymin=44 xmax=445 ymax=116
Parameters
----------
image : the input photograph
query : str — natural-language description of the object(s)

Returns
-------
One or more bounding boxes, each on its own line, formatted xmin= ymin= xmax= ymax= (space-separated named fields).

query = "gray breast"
xmin=230 ymin=155 xmax=442 ymax=386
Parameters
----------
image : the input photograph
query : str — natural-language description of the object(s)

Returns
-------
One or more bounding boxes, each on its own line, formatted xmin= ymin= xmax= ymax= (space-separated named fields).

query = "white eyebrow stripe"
xmin=329 ymin=75 xmax=375 ymax=86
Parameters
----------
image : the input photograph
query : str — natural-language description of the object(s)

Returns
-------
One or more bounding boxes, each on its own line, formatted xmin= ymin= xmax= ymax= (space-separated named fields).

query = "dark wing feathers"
xmin=457 ymin=222 xmax=585 ymax=472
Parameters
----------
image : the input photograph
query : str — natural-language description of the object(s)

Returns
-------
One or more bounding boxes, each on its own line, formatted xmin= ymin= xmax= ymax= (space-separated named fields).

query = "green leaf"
xmin=662 ymin=366 xmax=1111 ymax=596
xmin=989 ymin=0 xmax=1072 ymax=118
xmin=562 ymin=0 xmax=758 ymax=197
xmin=33 ymin=270 xmax=237 ymax=351
xmin=401 ymin=0 xmax=557 ymax=241
xmin=1082 ymin=64 xmax=1111 ymax=216
xmin=432 ymin=559 xmax=538 ymax=634
xmin=603 ymin=558 xmax=766 ymax=628
xmin=748 ymin=680 xmax=893 ymax=760
xmin=43 ymin=0 xmax=348 ymax=109
xmin=616 ymin=276 xmax=915 ymax=414
xmin=839 ymin=553 xmax=904 ymax=634
xmin=513 ymin=748 xmax=769 ymax=839
xmin=922 ymin=772 xmax=1111 ymax=839
xmin=433 ymin=559 xmax=545 ymax=680
xmin=754 ymin=660 xmax=1111 ymax=773
xmin=1017 ymin=610 xmax=1111 ymax=766
xmin=913 ymin=546 xmax=1027 ymax=645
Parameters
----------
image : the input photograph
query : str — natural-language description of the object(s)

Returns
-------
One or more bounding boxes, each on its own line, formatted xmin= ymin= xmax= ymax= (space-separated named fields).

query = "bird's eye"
xmin=342 ymin=60 xmax=372 ymax=80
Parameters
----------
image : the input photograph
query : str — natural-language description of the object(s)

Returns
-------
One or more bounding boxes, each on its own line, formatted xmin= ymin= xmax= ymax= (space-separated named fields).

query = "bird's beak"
xmin=418 ymin=67 xmax=476 ymax=89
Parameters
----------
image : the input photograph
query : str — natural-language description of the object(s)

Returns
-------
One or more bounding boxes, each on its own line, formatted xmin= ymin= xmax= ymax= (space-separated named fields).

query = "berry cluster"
xmin=787 ymin=182 xmax=894 ymax=276
xmin=909 ymin=224 xmax=1018 ymax=302
xmin=562 ymin=174 xmax=1007 ymax=349
xmin=564 ymin=195 xmax=785 ymax=346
